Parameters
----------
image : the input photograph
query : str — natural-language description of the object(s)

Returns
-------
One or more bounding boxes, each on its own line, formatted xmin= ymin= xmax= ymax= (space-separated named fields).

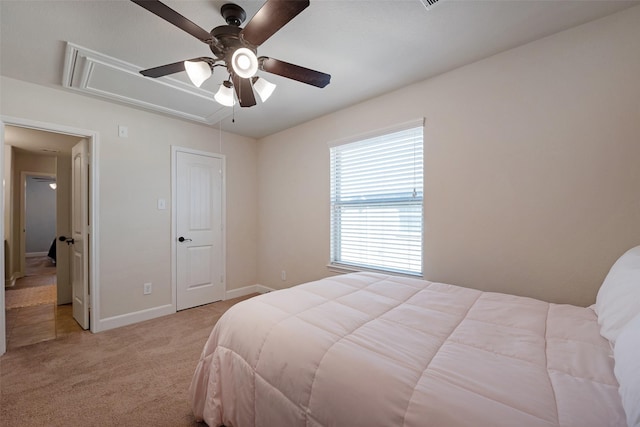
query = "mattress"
xmin=189 ymin=272 xmax=626 ymax=427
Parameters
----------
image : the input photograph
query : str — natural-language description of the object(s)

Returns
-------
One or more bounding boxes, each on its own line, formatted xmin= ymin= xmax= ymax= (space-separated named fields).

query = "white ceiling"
xmin=1 ymin=0 xmax=638 ymax=139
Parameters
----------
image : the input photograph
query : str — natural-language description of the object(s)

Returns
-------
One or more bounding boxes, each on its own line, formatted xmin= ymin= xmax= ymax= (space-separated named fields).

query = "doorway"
xmin=172 ymin=146 xmax=226 ymax=311
xmin=0 ymin=117 xmax=100 ymax=356
xmin=4 ymin=171 xmax=72 ymax=350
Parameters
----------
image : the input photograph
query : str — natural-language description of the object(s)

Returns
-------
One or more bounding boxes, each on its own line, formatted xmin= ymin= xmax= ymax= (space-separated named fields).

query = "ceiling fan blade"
xmin=259 ymin=57 xmax=330 ymax=88
xmin=131 ymin=0 xmax=212 ymax=42
xmin=231 ymin=74 xmax=257 ymax=107
xmin=140 ymin=57 xmax=213 ymax=78
xmin=241 ymin=0 xmax=310 ymax=46
xmin=140 ymin=61 xmax=186 ymax=78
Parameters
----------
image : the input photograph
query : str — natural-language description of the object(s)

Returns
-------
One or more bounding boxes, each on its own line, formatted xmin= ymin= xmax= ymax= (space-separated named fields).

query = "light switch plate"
xmin=157 ymin=198 xmax=166 ymax=210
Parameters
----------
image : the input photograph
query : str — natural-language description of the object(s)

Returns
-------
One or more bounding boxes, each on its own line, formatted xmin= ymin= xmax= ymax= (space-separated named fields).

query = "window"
xmin=329 ymin=119 xmax=424 ymax=276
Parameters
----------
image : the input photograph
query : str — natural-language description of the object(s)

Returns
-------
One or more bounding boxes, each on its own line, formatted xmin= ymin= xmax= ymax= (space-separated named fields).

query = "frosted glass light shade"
xmin=253 ymin=77 xmax=276 ymax=102
xmin=49 ymin=183 xmax=57 ymax=190
xmin=231 ymin=48 xmax=258 ymax=79
xmin=184 ymin=60 xmax=212 ymax=87
xmin=215 ymin=81 xmax=236 ymax=107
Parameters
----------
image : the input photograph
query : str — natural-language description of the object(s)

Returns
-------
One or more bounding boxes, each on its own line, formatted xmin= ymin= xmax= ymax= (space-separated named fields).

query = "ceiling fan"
xmin=131 ymin=0 xmax=331 ymax=108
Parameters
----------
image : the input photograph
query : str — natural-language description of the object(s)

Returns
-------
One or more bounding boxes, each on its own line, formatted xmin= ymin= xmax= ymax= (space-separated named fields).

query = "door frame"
xmin=171 ymin=145 xmax=227 ymax=310
xmin=0 ymin=115 xmax=100 ymax=355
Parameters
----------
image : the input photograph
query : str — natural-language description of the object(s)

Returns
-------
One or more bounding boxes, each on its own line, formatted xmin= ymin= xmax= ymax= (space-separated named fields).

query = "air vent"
xmin=420 ymin=0 xmax=440 ymax=10
xmin=62 ymin=43 xmax=231 ymax=126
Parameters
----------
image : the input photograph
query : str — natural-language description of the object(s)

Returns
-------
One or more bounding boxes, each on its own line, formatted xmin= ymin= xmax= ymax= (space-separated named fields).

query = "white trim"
xmin=5 ymin=273 xmax=17 ymax=288
xmin=26 ymin=252 xmax=49 ymax=258
xmin=256 ymin=285 xmax=276 ymax=294
xmin=63 ymin=43 xmax=231 ymax=127
xmin=225 ymin=284 xmax=275 ymax=300
xmin=327 ymin=263 xmax=424 ymax=279
xmin=1 ymin=115 xmax=101 ymax=336
xmin=99 ymin=304 xmax=174 ymax=332
xmin=171 ymin=146 xmax=227 ymax=312
xmin=327 ymin=118 xmax=425 ymax=148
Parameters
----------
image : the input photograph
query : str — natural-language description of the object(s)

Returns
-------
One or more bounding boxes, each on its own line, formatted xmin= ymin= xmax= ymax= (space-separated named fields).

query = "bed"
xmin=190 ymin=247 xmax=640 ymax=427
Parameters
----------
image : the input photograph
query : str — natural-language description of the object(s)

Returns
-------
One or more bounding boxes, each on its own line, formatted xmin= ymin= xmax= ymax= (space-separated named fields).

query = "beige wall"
xmin=0 ymin=77 xmax=259 ymax=320
xmin=257 ymin=6 xmax=640 ymax=306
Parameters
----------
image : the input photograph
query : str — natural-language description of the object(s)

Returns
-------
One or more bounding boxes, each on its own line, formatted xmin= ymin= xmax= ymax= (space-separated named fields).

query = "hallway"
xmin=4 ymin=256 xmax=82 ymax=351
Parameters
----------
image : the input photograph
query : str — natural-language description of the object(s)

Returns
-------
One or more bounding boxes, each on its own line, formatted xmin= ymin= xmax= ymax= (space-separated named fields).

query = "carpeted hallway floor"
xmin=0 ymin=294 xmax=256 ymax=426
xmin=4 ymin=255 xmax=80 ymax=350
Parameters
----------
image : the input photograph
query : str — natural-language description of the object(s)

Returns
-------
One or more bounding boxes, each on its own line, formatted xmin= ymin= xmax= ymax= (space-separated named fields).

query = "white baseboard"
xmin=225 ymin=284 xmax=275 ymax=300
xmin=26 ymin=252 xmax=48 ymax=258
xmin=4 ymin=274 xmax=17 ymax=288
xmin=256 ymin=284 xmax=276 ymax=294
xmin=97 ymin=286 xmax=276 ymax=331
xmin=97 ymin=303 xmax=175 ymax=332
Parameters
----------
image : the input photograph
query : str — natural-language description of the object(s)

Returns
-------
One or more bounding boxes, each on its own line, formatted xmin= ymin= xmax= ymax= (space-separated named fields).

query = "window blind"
xmin=330 ymin=121 xmax=424 ymax=276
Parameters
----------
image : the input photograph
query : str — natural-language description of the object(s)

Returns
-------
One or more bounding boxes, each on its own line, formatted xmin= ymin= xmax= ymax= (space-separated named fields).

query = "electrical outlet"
xmin=143 ymin=282 xmax=152 ymax=295
xmin=281 ymin=270 xmax=286 ymax=281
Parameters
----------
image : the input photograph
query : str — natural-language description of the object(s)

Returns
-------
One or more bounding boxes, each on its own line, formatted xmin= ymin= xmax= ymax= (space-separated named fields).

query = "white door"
xmin=176 ymin=150 xmax=224 ymax=310
xmin=71 ymin=139 xmax=89 ymax=329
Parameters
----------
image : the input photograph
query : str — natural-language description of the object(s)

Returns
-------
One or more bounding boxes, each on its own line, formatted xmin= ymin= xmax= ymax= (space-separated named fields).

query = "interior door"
xmin=71 ymin=139 xmax=89 ymax=329
xmin=176 ymin=151 xmax=224 ymax=310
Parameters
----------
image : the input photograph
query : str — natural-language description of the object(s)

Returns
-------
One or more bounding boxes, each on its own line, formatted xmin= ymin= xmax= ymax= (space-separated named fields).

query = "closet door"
xmin=175 ymin=150 xmax=224 ymax=310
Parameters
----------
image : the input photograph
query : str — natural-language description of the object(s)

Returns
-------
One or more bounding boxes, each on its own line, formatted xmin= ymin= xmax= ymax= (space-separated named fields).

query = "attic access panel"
xmin=62 ymin=43 xmax=230 ymax=126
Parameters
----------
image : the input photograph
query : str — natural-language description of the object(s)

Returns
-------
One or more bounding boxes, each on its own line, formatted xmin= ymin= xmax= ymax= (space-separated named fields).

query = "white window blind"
xmin=329 ymin=120 xmax=424 ymax=276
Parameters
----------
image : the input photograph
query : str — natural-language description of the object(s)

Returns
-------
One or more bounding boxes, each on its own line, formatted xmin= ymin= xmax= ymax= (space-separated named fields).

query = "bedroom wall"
xmin=0 ymin=77 xmax=259 ymax=321
xmin=256 ymin=5 xmax=640 ymax=306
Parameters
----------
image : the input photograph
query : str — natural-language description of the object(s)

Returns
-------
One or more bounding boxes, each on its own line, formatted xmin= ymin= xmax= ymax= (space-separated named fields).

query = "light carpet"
xmin=5 ymin=284 xmax=56 ymax=309
xmin=1 ymin=294 xmax=257 ymax=427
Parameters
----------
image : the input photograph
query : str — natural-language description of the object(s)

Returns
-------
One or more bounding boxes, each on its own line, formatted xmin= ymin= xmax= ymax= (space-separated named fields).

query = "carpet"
xmin=0 ymin=293 xmax=257 ymax=427
xmin=5 ymin=284 xmax=56 ymax=309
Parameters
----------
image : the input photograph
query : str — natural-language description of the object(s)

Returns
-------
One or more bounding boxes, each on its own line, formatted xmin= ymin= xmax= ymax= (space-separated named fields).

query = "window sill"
xmin=326 ymin=263 xmax=424 ymax=280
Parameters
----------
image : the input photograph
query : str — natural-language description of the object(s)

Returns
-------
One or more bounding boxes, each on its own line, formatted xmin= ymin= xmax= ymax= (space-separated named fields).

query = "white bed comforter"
xmin=189 ymin=272 xmax=626 ymax=427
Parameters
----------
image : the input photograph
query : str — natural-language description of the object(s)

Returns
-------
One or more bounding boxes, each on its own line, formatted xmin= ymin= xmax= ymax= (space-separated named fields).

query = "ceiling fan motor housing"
xmin=221 ymin=3 xmax=246 ymax=27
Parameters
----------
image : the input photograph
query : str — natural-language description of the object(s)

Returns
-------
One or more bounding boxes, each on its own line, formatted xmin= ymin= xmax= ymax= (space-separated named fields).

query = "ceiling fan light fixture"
xmin=252 ymin=76 xmax=276 ymax=102
xmin=231 ymin=48 xmax=258 ymax=79
xmin=184 ymin=60 xmax=212 ymax=87
xmin=215 ymin=80 xmax=236 ymax=107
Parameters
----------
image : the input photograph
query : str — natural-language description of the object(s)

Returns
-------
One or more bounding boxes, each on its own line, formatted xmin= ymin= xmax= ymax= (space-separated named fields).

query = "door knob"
xmin=59 ymin=236 xmax=75 ymax=245
xmin=178 ymin=236 xmax=192 ymax=242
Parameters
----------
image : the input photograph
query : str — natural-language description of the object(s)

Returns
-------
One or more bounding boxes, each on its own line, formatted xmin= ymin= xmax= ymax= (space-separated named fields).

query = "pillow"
xmin=595 ymin=245 xmax=640 ymax=344
xmin=613 ymin=313 xmax=640 ymax=427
